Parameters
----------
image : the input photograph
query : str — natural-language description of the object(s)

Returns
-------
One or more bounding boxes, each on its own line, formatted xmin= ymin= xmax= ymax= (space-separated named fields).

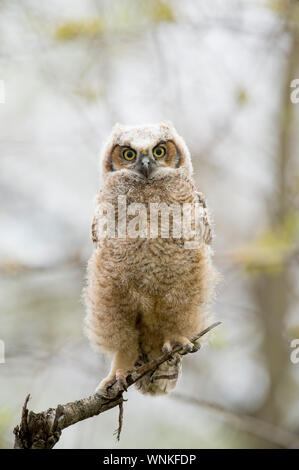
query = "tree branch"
xmin=13 ymin=322 xmax=221 ymax=449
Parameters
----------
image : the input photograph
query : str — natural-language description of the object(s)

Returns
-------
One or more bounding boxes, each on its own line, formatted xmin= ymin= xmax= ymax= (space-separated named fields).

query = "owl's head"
xmin=100 ymin=121 xmax=193 ymax=181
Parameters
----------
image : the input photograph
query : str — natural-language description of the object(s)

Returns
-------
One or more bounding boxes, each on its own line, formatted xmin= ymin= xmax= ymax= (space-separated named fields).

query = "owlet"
xmin=84 ymin=121 xmax=217 ymax=396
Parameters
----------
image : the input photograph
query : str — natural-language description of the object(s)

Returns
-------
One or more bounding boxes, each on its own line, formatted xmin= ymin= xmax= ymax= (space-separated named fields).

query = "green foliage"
xmin=147 ymin=0 xmax=176 ymax=23
xmin=0 ymin=409 xmax=13 ymax=449
xmin=210 ymin=328 xmax=227 ymax=348
xmin=267 ymin=0 xmax=287 ymax=14
xmin=287 ymin=325 xmax=299 ymax=339
xmin=236 ymin=88 xmax=248 ymax=106
xmin=55 ymin=18 xmax=106 ymax=41
xmin=233 ymin=211 xmax=299 ymax=275
xmin=54 ymin=1 xmax=175 ymax=41
xmin=267 ymin=0 xmax=299 ymax=25
xmin=73 ymin=86 xmax=104 ymax=103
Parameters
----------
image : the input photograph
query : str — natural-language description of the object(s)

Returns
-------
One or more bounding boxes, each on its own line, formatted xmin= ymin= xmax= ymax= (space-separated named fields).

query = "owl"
xmin=84 ymin=121 xmax=217 ymax=397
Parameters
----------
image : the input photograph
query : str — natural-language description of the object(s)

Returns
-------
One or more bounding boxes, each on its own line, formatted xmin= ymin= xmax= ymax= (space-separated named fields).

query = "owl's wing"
xmin=91 ymin=213 xmax=98 ymax=245
xmin=195 ymin=191 xmax=213 ymax=245
xmin=91 ymin=192 xmax=102 ymax=245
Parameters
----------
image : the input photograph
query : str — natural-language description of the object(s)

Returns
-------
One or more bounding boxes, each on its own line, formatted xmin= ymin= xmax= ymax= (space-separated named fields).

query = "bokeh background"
xmin=1 ymin=0 xmax=299 ymax=449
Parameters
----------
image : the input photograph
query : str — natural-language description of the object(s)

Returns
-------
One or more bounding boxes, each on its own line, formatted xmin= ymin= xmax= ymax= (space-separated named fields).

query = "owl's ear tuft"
xmin=160 ymin=120 xmax=174 ymax=130
xmin=112 ymin=122 xmax=125 ymax=134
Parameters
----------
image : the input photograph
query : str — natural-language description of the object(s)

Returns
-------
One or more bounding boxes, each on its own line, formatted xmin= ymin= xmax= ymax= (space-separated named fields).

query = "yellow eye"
xmin=123 ymin=148 xmax=136 ymax=161
xmin=153 ymin=145 xmax=166 ymax=158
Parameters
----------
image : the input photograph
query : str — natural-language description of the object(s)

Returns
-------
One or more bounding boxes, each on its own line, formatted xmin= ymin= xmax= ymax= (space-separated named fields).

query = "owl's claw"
xmin=189 ymin=342 xmax=201 ymax=353
xmin=179 ymin=343 xmax=196 ymax=356
xmin=162 ymin=342 xmax=173 ymax=354
xmin=95 ymin=369 xmax=129 ymax=398
xmin=95 ymin=389 xmax=110 ymax=398
xmin=162 ymin=338 xmax=195 ymax=356
xmin=162 ymin=342 xmax=179 ymax=359
xmin=115 ymin=369 xmax=128 ymax=391
xmin=95 ymin=377 xmax=116 ymax=398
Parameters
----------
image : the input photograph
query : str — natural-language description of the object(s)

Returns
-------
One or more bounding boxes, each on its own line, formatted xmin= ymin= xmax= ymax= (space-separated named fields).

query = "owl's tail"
xmin=134 ymin=352 xmax=182 ymax=396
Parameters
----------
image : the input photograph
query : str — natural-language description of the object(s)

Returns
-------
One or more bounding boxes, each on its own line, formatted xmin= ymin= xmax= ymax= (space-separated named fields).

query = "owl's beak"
xmin=139 ymin=156 xmax=153 ymax=178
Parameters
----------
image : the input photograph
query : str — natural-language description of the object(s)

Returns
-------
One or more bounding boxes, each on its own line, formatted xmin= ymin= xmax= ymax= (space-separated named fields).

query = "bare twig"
xmin=114 ymin=401 xmax=124 ymax=441
xmin=13 ymin=322 xmax=220 ymax=449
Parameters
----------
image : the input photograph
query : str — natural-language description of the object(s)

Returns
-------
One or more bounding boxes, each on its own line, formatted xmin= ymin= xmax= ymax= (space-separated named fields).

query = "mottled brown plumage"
xmin=84 ymin=121 xmax=217 ymax=396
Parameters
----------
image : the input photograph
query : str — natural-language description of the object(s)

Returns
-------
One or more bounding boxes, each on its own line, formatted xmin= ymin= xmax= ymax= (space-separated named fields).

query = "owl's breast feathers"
xmin=92 ymin=171 xmax=213 ymax=299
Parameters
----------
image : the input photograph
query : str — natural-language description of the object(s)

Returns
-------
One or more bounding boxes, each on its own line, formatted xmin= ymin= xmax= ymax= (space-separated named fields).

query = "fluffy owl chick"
xmin=84 ymin=121 xmax=217 ymax=397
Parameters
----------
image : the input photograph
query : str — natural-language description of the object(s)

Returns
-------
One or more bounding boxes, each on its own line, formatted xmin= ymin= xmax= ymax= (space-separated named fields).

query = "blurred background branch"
xmin=172 ymin=393 xmax=299 ymax=449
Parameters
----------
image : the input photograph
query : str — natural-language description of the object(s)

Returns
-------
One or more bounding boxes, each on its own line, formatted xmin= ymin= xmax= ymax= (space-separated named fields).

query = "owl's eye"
xmin=123 ymin=148 xmax=136 ymax=161
xmin=153 ymin=145 xmax=166 ymax=158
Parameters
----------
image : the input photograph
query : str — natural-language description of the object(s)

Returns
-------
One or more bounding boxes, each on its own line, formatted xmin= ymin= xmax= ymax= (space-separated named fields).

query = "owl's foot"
xmin=115 ymin=368 xmax=129 ymax=391
xmin=95 ymin=370 xmax=129 ymax=398
xmin=162 ymin=336 xmax=197 ymax=355
xmin=95 ymin=376 xmax=117 ymax=398
xmin=188 ymin=340 xmax=201 ymax=354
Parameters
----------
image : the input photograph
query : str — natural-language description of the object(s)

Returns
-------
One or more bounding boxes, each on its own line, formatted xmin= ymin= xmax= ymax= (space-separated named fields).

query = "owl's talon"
xmin=95 ymin=377 xmax=117 ymax=398
xmin=95 ymin=388 xmax=110 ymax=399
xmin=163 ymin=337 xmax=195 ymax=356
xmin=116 ymin=369 xmax=129 ymax=391
xmin=116 ymin=375 xmax=127 ymax=391
xmin=189 ymin=342 xmax=201 ymax=353
xmin=180 ymin=343 xmax=195 ymax=355
xmin=187 ymin=343 xmax=195 ymax=352
xmin=162 ymin=342 xmax=172 ymax=354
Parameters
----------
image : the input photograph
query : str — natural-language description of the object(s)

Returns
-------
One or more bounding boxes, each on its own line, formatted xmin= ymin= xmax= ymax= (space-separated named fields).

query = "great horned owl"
xmin=84 ymin=121 xmax=217 ymax=396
